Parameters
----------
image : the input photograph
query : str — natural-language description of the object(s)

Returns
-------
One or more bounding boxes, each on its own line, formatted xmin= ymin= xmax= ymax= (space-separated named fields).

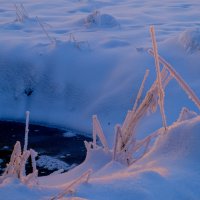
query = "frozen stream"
xmin=0 ymin=121 xmax=91 ymax=176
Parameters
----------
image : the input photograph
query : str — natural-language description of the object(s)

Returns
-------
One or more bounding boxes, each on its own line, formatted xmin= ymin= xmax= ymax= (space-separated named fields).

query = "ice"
xmin=36 ymin=155 xmax=70 ymax=171
xmin=23 ymin=111 xmax=30 ymax=152
xmin=179 ymin=28 xmax=200 ymax=53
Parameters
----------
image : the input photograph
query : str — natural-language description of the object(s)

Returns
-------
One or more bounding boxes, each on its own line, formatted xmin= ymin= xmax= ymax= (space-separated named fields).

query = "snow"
xmin=2 ymin=117 xmax=200 ymax=199
xmin=179 ymin=28 xmax=200 ymax=53
xmin=176 ymin=107 xmax=197 ymax=122
xmin=0 ymin=0 xmax=200 ymax=199
xmin=0 ymin=0 xmax=199 ymax=135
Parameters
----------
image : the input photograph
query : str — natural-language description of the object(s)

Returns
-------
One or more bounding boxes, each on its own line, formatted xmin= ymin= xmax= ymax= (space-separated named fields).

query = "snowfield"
xmin=0 ymin=0 xmax=200 ymax=199
xmin=0 ymin=0 xmax=200 ymax=133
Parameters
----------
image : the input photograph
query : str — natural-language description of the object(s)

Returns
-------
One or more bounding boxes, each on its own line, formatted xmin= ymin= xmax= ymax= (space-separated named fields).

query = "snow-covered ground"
xmin=0 ymin=0 xmax=200 ymax=199
xmin=1 ymin=115 xmax=200 ymax=200
xmin=0 ymin=0 xmax=200 ymax=134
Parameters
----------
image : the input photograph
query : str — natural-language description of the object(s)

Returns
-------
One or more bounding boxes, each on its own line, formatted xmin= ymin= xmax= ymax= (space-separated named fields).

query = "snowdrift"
xmin=1 ymin=100 xmax=200 ymax=200
xmin=135 ymin=115 xmax=200 ymax=173
xmin=2 ymin=115 xmax=198 ymax=200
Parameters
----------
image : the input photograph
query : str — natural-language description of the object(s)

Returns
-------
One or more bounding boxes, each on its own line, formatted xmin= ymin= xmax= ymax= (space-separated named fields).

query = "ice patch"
xmin=62 ymin=131 xmax=76 ymax=138
xmin=36 ymin=155 xmax=70 ymax=171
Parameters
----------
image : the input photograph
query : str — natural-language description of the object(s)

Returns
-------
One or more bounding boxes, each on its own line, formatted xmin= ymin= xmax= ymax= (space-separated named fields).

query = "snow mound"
xmin=44 ymin=116 xmax=200 ymax=199
xmin=84 ymin=11 xmax=119 ymax=28
xmin=179 ymin=28 xmax=200 ymax=53
xmin=0 ymin=178 xmax=49 ymax=200
xmin=142 ymin=116 xmax=200 ymax=169
xmin=39 ymin=148 xmax=112 ymax=186
xmin=99 ymin=14 xmax=119 ymax=28
xmin=176 ymin=107 xmax=197 ymax=122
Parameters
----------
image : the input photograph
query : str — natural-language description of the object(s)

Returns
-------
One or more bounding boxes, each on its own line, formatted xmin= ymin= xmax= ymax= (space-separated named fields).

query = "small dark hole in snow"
xmin=24 ymin=88 xmax=33 ymax=96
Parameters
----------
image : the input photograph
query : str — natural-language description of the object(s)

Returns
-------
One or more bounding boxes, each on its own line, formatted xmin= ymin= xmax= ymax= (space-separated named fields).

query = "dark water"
xmin=0 ymin=121 xmax=92 ymax=176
